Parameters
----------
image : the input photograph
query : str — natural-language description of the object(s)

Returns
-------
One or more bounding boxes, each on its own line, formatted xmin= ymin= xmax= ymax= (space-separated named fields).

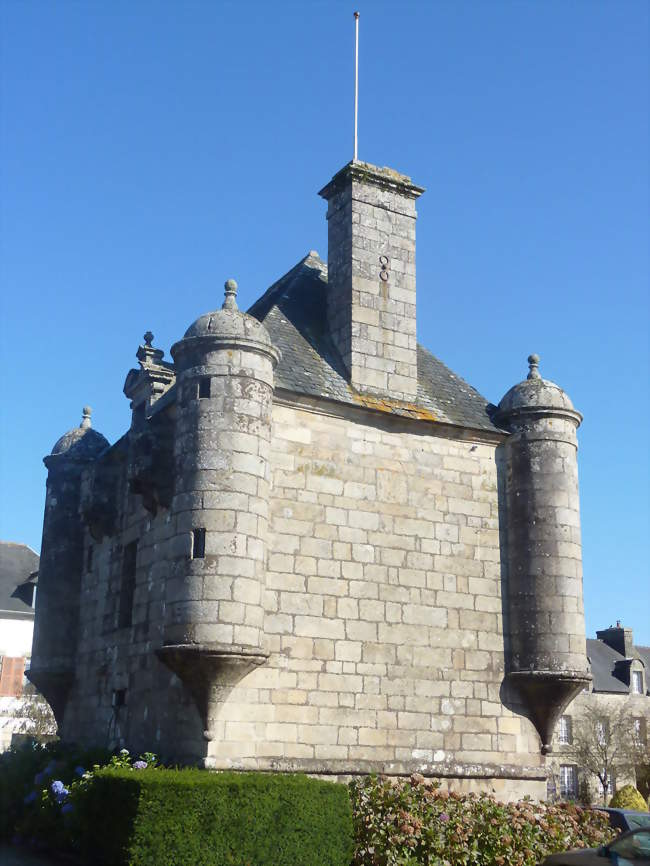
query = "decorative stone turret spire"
xmin=136 ymin=331 xmax=166 ymax=370
xmin=527 ymin=353 xmax=541 ymax=380
xmin=223 ymin=278 xmax=238 ymax=311
xmin=80 ymin=406 xmax=92 ymax=429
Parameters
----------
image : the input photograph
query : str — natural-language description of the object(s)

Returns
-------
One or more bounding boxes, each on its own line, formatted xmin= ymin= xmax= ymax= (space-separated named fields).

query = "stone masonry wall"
xmin=205 ymin=401 xmax=545 ymax=794
xmin=63 ymin=398 xmax=548 ymax=797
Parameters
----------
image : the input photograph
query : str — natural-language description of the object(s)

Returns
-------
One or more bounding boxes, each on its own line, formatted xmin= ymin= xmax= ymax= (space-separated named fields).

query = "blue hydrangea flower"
xmin=74 ymin=766 xmax=85 ymax=777
xmin=133 ymin=760 xmax=147 ymax=770
xmin=23 ymin=791 xmax=37 ymax=805
xmin=50 ymin=780 xmax=69 ymax=803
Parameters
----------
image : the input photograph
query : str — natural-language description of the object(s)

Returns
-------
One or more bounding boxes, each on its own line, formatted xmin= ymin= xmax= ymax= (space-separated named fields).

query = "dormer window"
xmin=632 ymin=670 xmax=643 ymax=694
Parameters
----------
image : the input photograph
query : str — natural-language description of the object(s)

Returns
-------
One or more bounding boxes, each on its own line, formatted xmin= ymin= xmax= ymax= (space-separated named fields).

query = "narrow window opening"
xmin=113 ymin=689 xmax=126 ymax=708
xmin=558 ymin=715 xmax=573 ymax=745
xmin=632 ymin=670 xmax=643 ymax=694
xmin=192 ymin=528 xmax=206 ymax=559
xmin=118 ymin=541 xmax=138 ymax=628
xmin=198 ymin=378 xmax=211 ymax=399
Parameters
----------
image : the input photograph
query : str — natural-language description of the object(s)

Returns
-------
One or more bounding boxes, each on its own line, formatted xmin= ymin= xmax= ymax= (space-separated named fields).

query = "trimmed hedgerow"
xmin=349 ymin=774 xmax=616 ymax=866
xmin=75 ymin=768 xmax=354 ymax=866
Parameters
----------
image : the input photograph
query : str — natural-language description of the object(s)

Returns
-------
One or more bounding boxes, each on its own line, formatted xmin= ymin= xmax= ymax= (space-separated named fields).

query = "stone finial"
xmin=143 ymin=331 xmax=154 ymax=347
xmin=80 ymin=406 xmax=92 ymax=429
xmin=223 ymin=279 xmax=238 ymax=312
xmin=527 ymin=353 xmax=541 ymax=380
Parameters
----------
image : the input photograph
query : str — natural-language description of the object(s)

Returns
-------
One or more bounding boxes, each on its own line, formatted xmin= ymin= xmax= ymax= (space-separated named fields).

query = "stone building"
xmin=548 ymin=622 xmax=650 ymax=803
xmin=30 ymin=159 xmax=597 ymax=800
xmin=0 ymin=541 xmax=39 ymax=750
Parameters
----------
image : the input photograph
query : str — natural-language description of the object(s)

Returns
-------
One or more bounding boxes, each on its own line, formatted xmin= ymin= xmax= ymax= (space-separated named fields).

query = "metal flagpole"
xmin=354 ymin=11 xmax=359 ymax=162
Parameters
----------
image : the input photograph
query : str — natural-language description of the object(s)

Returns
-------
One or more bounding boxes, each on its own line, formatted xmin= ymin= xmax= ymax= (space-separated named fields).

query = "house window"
xmin=118 ymin=541 xmax=138 ymax=628
xmin=596 ymin=719 xmax=609 ymax=746
xmin=87 ymin=544 xmax=94 ymax=572
xmin=558 ymin=715 xmax=573 ymax=745
xmin=0 ymin=656 xmax=26 ymax=697
xmin=198 ymin=378 xmax=211 ymax=399
xmin=559 ymin=765 xmax=578 ymax=799
xmin=603 ymin=771 xmax=615 ymax=796
xmin=632 ymin=671 xmax=643 ymax=694
xmin=192 ymin=528 xmax=206 ymax=559
xmin=633 ymin=718 xmax=646 ymax=746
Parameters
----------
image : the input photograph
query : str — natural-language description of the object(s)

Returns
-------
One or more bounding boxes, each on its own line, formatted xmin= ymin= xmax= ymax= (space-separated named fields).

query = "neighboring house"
xmin=30 ymin=157 xmax=597 ymax=800
xmin=549 ymin=622 xmax=650 ymax=802
xmin=0 ymin=541 xmax=39 ymax=751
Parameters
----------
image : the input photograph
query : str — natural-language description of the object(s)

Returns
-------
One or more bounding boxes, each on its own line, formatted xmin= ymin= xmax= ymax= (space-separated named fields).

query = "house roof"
xmin=0 ymin=542 xmax=39 ymax=617
xmin=587 ymin=637 xmax=649 ymax=693
xmin=248 ymin=252 xmax=501 ymax=433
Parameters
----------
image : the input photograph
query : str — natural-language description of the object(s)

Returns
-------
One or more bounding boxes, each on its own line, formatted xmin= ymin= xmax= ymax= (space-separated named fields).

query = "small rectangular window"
xmin=198 ymin=378 xmax=211 ymax=399
xmin=192 ymin=528 xmax=206 ymax=559
xmin=118 ymin=541 xmax=138 ymax=628
xmin=558 ymin=715 xmax=573 ymax=745
xmin=633 ymin=718 xmax=646 ymax=746
xmin=87 ymin=545 xmax=93 ymax=572
xmin=632 ymin=671 xmax=643 ymax=694
xmin=113 ymin=689 xmax=126 ymax=708
xmin=559 ymin=765 xmax=578 ymax=799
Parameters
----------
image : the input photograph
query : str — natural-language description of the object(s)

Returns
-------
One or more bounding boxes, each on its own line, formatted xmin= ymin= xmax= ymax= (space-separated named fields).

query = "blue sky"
xmin=1 ymin=1 xmax=648 ymax=642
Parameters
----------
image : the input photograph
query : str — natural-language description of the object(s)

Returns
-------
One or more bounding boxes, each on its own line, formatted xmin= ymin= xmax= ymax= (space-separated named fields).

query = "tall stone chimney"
xmin=319 ymin=161 xmax=424 ymax=402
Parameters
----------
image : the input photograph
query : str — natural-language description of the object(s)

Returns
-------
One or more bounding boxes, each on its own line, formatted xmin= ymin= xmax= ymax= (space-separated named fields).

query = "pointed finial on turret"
xmin=80 ymin=406 xmax=92 ymax=429
xmin=527 ymin=353 xmax=541 ymax=380
xmin=223 ymin=279 xmax=239 ymax=311
xmin=143 ymin=330 xmax=154 ymax=347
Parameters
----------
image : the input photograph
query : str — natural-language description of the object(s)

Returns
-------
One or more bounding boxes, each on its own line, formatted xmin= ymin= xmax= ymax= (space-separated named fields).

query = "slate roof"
xmin=587 ymin=637 xmax=650 ymax=693
xmin=0 ymin=542 xmax=39 ymax=617
xmin=248 ymin=252 xmax=501 ymax=434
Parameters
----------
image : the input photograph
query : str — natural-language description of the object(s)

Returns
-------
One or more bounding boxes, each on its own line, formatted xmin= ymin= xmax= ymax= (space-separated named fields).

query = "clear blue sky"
xmin=1 ymin=1 xmax=648 ymax=643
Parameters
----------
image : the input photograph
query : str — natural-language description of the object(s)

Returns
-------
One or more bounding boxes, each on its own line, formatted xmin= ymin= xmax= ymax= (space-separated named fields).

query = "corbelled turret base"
xmin=506 ymin=670 xmax=592 ymax=754
xmin=25 ymin=668 xmax=74 ymax=731
xmin=156 ymin=644 xmax=268 ymax=751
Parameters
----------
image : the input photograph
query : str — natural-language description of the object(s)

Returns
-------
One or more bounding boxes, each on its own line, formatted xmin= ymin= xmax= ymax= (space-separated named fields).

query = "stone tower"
xmin=157 ymin=280 xmax=280 ymax=754
xmin=496 ymin=355 xmax=591 ymax=752
xmin=319 ymin=161 xmax=424 ymax=401
xmin=28 ymin=408 xmax=108 ymax=727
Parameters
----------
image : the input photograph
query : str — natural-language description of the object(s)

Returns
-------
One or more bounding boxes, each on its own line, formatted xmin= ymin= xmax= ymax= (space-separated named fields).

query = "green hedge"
xmin=74 ymin=768 xmax=354 ymax=866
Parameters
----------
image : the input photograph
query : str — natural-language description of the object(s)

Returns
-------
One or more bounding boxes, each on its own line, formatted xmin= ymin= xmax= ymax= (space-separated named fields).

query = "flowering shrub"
xmin=350 ymin=774 xmax=617 ymax=866
xmin=0 ymin=742 xmax=159 ymax=852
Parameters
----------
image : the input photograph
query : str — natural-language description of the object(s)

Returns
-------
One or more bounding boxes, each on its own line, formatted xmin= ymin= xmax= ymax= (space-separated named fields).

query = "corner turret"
xmin=496 ymin=356 xmax=591 ymax=753
xmin=157 ymin=280 xmax=280 ymax=760
xmin=29 ymin=408 xmax=109 ymax=729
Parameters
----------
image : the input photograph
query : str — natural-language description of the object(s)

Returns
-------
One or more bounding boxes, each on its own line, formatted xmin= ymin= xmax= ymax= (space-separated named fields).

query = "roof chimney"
xmin=597 ymin=623 xmax=635 ymax=658
xmin=319 ymin=161 xmax=425 ymax=402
